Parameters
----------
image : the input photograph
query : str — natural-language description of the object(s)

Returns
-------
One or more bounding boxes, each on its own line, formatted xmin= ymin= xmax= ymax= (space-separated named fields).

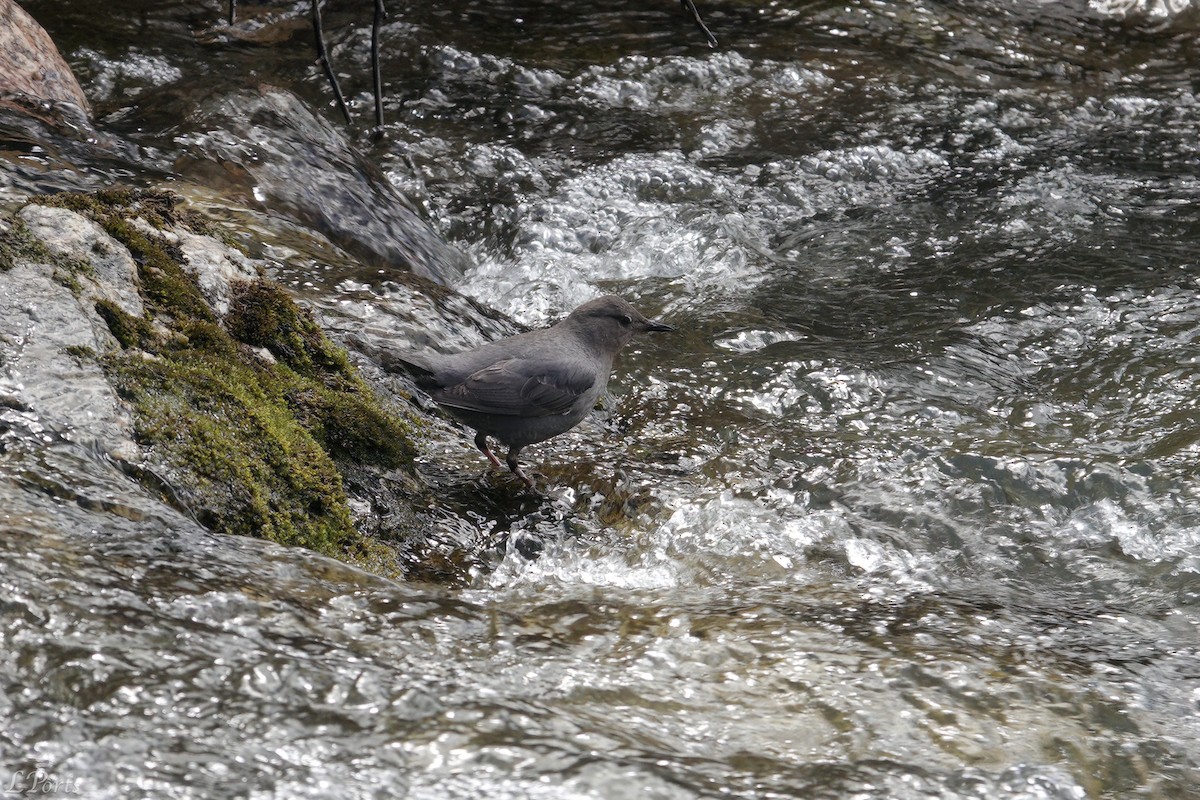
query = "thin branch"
xmin=312 ymin=0 xmax=352 ymax=124
xmin=228 ymin=0 xmax=236 ymax=25
xmin=680 ymin=0 xmax=718 ymax=48
xmin=372 ymin=0 xmax=385 ymax=130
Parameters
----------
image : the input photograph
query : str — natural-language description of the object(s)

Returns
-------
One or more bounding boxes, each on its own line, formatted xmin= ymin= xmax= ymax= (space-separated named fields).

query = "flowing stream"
xmin=3 ymin=1 xmax=1200 ymax=797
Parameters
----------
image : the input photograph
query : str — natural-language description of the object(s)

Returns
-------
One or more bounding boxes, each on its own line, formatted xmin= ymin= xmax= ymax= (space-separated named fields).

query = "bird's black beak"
xmin=642 ymin=318 xmax=674 ymax=333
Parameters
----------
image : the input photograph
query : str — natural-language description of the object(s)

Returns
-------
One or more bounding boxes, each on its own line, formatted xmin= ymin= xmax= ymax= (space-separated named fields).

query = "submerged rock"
xmin=176 ymin=86 xmax=469 ymax=285
xmin=0 ymin=2 xmax=157 ymax=203
xmin=0 ymin=189 xmax=429 ymax=577
xmin=0 ymin=0 xmax=91 ymax=124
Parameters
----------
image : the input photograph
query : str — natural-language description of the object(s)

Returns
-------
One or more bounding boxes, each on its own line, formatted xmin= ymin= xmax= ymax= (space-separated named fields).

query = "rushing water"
xmin=4 ymin=1 xmax=1200 ymax=797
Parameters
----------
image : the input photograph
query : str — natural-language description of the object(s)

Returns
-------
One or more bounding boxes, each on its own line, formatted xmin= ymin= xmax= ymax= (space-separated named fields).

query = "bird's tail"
xmin=381 ymin=350 xmax=443 ymax=392
xmin=346 ymin=335 xmax=443 ymax=391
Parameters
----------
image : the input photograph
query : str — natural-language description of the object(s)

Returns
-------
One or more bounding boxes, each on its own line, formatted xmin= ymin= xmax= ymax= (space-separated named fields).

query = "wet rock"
xmin=173 ymin=227 xmax=259 ymax=316
xmin=0 ymin=0 xmax=91 ymax=123
xmin=0 ymin=211 xmax=136 ymax=460
xmin=176 ymin=86 xmax=468 ymax=285
xmin=19 ymin=204 xmax=144 ymax=318
xmin=0 ymin=3 xmax=153 ymax=203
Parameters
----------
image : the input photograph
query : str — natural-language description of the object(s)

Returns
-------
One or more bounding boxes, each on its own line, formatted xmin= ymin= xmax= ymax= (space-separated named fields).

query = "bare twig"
xmin=372 ymin=0 xmax=385 ymax=130
xmin=680 ymin=0 xmax=718 ymax=48
xmin=228 ymin=0 xmax=236 ymax=25
xmin=312 ymin=0 xmax=352 ymax=124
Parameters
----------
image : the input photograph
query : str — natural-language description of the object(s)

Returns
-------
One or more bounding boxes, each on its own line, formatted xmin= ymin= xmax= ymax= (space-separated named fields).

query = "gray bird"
xmin=391 ymin=295 xmax=673 ymax=487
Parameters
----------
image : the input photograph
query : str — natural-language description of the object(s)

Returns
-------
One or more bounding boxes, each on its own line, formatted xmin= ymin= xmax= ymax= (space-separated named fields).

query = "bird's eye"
xmin=619 ymin=314 xmax=633 ymax=326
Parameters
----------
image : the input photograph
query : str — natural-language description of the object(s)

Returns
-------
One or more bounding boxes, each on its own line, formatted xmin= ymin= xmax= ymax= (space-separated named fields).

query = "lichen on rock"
xmin=3 ymin=188 xmax=422 ymax=576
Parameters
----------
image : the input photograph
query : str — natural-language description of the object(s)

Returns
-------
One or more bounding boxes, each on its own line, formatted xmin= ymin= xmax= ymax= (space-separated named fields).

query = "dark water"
xmin=3 ymin=1 xmax=1200 ymax=797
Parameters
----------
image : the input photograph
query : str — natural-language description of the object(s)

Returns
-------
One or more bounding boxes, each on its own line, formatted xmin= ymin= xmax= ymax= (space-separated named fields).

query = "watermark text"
xmin=4 ymin=770 xmax=81 ymax=795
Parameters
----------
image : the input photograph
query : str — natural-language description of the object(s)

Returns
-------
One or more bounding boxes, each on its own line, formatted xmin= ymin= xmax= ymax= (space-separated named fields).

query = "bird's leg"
xmin=505 ymin=446 xmax=535 ymax=489
xmin=474 ymin=431 xmax=503 ymax=470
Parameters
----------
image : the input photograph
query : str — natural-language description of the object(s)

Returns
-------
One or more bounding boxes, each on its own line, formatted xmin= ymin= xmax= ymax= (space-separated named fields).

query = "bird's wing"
xmin=434 ymin=358 xmax=596 ymax=417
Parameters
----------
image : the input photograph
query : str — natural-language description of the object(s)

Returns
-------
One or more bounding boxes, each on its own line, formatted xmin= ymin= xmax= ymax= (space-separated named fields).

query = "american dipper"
xmin=391 ymin=295 xmax=673 ymax=487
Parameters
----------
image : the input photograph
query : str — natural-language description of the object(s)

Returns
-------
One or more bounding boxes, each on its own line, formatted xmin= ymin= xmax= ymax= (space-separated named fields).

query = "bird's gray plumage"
xmin=391 ymin=295 xmax=672 ymax=487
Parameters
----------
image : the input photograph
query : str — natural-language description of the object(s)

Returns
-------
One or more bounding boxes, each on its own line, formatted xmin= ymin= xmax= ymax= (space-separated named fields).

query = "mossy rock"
xmin=227 ymin=278 xmax=353 ymax=379
xmin=111 ymin=352 xmax=355 ymax=547
xmin=2 ymin=211 xmax=103 ymax=295
xmin=1 ymin=218 xmax=42 ymax=272
xmin=35 ymin=188 xmax=421 ymax=576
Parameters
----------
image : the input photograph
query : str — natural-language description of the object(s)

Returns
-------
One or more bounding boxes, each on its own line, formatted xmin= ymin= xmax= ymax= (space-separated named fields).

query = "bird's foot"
xmin=510 ymin=463 xmax=536 ymax=490
xmin=474 ymin=431 xmax=503 ymax=470
xmin=506 ymin=448 xmax=536 ymax=489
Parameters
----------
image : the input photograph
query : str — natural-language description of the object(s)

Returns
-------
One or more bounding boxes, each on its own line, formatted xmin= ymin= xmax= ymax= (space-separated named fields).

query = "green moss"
xmin=224 ymin=278 xmax=418 ymax=468
xmin=108 ymin=352 xmax=358 ymax=554
xmin=114 ymin=219 xmax=217 ymax=323
xmin=1 ymin=215 xmax=98 ymax=296
xmin=30 ymin=189 xmax=419 ymax=576
xmin=34 ymin=189 xmax=216 ymax=320
xmin=286 ymin=384 xmax=417 ymax=467
xmin=35 ymin=187 xmax=247 ymax=254
xmin=0 ymin=217 xmax=55 ymax=272
xmin=93 ymin=299 xmax=154 ymax=349
xmin=53 ymin=269 xmax=83 ymax=294
xmin=226 ymin=279 xmax=352 ymax=378
xmin=46 ymin=241 xmax=95 ymax=295
xmin=39 ymin=188 xmax=175 ymax=231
